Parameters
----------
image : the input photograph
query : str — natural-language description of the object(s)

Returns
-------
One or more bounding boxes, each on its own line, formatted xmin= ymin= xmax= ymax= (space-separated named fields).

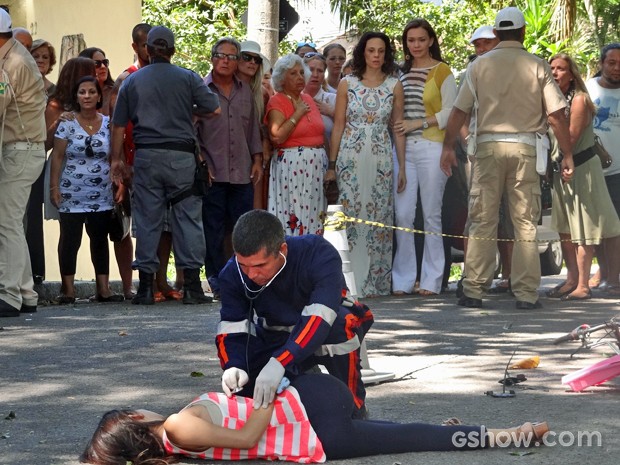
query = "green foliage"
xmin=142 ymin=0 xmax=248 ymax=76
xmin=330 ymin=0 xmax=496 ymax=73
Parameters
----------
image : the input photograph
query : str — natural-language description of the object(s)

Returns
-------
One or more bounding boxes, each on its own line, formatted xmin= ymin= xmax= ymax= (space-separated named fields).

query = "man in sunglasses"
xmin=111 ymin=25 xmax=220 ymax=306
xmin=195 ymin=37 xmax=263 ymax=300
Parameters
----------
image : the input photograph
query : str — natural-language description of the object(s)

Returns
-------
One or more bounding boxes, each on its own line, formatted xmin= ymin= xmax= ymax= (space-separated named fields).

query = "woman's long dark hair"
xmin=80 ymin=410 xmax=174 ymax=465
xmin=400 ymin=18 xmax=445 ymax=73
xmin=52 ymin=57 xmax=97 ymax=110
xmin=351 ymin=31 xmax=396 ymax=79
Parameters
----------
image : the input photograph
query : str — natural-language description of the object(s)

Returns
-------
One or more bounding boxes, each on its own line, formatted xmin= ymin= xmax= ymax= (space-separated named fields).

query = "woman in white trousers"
xmin=392 ymin=18 xmax=456 ymax=295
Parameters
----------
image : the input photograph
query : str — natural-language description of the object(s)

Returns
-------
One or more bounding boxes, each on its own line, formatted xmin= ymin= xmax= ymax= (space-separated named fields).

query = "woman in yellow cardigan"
xmin=392 ymin=18 xmax=457 ymax=296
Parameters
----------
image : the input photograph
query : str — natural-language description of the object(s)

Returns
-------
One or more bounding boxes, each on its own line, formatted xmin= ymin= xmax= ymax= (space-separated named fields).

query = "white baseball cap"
xmin=0 ymin=8 xmax=12 ymax=34
xmin=469 ymin=26 xmax=496 ymax=44
xmin=494 ymin=7 xmax=526 ymax=31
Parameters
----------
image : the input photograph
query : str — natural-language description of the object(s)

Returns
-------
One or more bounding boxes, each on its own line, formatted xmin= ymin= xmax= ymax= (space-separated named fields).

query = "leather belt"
xmin=3 ymin=141 xmax=45 ymax=151
xmin=135 ymin=142 xmax=195 ymax=154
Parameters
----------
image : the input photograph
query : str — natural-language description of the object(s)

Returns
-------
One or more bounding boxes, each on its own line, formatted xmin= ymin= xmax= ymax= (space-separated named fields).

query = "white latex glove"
xmin=253 ymin=357 xmax=285 ymax=409
xmin=221 ymin=367 xmax=249 ymax=397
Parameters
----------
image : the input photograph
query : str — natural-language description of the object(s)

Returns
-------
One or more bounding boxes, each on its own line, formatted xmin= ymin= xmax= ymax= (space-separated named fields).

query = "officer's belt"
xmin=477 ymin=132 xmax=536 ymax=146
xmin=135 ymin=141 xmax=195 ymax=154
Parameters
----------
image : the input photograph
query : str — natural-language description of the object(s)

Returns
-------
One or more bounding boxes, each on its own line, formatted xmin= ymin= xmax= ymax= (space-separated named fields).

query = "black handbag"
xmin=108 ymin=203 xmax=130 ymax=242
xmin=593 ymin=135 xmax=613 ymax=169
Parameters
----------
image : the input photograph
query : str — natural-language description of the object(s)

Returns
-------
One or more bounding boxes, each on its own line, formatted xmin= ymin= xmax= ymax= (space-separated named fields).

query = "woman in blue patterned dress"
xmin=325 ymin=32 xmax=406 ymax=297
xmin=50 ymin=76 xmax=123 ymax=304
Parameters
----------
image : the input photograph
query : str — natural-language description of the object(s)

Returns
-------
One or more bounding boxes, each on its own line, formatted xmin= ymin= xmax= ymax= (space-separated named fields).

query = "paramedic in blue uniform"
xmin=216 ymin=210 xmax=373 ymax=418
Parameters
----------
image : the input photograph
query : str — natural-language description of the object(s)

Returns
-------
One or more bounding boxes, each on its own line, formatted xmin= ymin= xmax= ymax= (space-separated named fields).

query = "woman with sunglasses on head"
xmin=49 ymin=76 xmax=123 ymax=304
xmin=391 ymin=19 xmax=457 ymax=297
xmin=237 ymin=40 xmax=273 ymax=209
xmin=323 ymin=43 xmax=347 ymax=93
xmin=295 ymin=40 xmax=317 ymax=58
xmin=78 ymin=47 xmax=115 ymax=116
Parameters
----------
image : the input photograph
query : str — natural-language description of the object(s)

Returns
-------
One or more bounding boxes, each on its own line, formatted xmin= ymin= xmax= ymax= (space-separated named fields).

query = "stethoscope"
xmin=235 ymin=251 xmax=287 ymax=300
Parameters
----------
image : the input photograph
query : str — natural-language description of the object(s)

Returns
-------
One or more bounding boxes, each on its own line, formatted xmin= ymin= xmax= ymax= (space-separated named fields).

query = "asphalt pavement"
xmin=1 ymin=276 xmax=619 ymax=465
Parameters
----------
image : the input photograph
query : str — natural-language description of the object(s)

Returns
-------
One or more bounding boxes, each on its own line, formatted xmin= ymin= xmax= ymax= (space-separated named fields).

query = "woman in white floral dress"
xmin=326 ymin=32 xmax=406 ymax=297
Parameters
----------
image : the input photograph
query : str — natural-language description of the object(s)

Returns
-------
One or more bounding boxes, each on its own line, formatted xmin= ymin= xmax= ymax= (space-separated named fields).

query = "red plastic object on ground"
xmin=562 ymin=354 xmax=620 ymax=392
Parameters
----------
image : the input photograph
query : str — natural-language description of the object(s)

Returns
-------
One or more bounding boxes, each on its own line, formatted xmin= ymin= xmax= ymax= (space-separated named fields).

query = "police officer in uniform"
xmin=440 ymin=7 xmax=574 ymax=309
xmin=110 ymin=26 xmax=220 ymax=305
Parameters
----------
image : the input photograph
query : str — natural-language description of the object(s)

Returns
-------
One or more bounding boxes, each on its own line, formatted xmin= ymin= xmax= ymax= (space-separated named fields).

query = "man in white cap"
xmin=0 ymin=8 xmax=46 ymax=317
xmin=111 ymin=25 xmax=221 ymax=306
xmin=469 ymin=25 xmax=499 ymax=57
xmin=440 ymin=7 xmax=574 ymax=310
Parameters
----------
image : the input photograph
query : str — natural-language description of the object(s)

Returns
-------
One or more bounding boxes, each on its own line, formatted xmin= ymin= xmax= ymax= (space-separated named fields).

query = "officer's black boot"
xmin=183 ymin=269 xmax=213 ymax=304
xmin=132 ymin=270 xmax=154 ymax=305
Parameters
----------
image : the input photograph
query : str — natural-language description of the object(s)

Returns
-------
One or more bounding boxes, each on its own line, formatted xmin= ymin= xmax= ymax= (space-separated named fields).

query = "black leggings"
xmin=292 ymin=374 xmax=486 ymax=460
xmin=58 ymin=211 xmax=111 ymax=276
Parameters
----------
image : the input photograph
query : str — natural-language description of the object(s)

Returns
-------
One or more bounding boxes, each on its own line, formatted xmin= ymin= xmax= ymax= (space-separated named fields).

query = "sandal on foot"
xmin=561 ymin=289 xmax=592 ymax=301
xmin=163 ymin=289 xmax=183 ymax=301
xmin=153 ymin=291 xmax=166 ymax=303
xmin=545 ymin=281 xmax=576 ymax=298
xmin=418 ymin=289 xmax=439 ymax=296
xmin=588 ymin=276 xmax=602 ymax=289
xmin=57 ymin=295 xmax=76 ymax=304
xmin=516 ymin=421 xmax=549 ymax=446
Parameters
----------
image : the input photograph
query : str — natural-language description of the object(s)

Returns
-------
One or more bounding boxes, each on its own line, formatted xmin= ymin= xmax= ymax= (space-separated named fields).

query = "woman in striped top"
xmin=80 ymin=374 xmax=548 ymax=464
xmin=392 ymin=19 xmax=457 ymax=297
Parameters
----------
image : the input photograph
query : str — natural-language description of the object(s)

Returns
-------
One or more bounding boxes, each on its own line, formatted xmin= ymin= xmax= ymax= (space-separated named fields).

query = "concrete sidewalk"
xmin=1 ymin=278 xmax=619 ymax=464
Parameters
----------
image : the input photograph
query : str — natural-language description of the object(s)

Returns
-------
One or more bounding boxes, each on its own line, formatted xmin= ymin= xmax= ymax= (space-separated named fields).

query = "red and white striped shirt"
xmin=162 ymin=387 xmax=326 ymax=463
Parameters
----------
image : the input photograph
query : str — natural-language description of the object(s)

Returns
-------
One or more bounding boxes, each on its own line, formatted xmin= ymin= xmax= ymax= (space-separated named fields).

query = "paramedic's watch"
xmin=422 ymin=119 xmax=429 ymax=130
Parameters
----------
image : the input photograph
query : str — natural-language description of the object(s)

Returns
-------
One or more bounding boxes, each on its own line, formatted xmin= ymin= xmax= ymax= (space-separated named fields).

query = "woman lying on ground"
xmin=81 ymin=374 xmax=548 ymax=464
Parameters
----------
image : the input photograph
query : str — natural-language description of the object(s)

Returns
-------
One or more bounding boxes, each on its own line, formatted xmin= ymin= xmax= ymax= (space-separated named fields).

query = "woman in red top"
xmin=265 ymin=54 xmax=328 ymax=236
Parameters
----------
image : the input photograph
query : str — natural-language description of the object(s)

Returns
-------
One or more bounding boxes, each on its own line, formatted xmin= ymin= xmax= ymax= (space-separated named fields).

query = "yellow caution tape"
xmin=324 ymin=210 xmax=600 ymax=244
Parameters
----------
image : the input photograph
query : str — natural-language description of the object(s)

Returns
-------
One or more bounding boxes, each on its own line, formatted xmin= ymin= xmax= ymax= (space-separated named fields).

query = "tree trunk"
xmin=247 ymin=0 xmax=280 ymax=69
xmin=59 ymin=34 xmax=86 ymax=68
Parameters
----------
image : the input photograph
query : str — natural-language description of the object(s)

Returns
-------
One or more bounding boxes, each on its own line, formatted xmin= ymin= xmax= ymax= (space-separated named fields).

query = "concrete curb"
xmin=34 ymin=280 xmax=133 ymax=302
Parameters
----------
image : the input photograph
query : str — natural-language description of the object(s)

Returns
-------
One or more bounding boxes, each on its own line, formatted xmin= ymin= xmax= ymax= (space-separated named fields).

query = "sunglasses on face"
xmin=297 ymin=41 xmax=316 ymax=48
xmin=213 ymin=52 xmax=239 ymax=61
xmin=93 ymin=59 xmax=109 ymax=68
xmin=85 ymin=136 xmax=94 ymax=158
xmin=241 ymin=52 xmax=263 ymax=65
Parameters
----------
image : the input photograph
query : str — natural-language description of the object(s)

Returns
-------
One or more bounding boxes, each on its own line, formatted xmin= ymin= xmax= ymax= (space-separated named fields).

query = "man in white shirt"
xmin=586 ymin=43 xmax=620 ymax=294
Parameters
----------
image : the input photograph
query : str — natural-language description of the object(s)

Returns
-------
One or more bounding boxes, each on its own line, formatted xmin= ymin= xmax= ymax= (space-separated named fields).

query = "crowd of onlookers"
xmin=2 ymin=5 xmax=620 ymax=320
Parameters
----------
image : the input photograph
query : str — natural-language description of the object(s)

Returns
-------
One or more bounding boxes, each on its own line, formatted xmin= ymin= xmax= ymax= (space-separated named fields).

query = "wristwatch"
xmin=422 ymin=119 xmax=429 ymax=130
